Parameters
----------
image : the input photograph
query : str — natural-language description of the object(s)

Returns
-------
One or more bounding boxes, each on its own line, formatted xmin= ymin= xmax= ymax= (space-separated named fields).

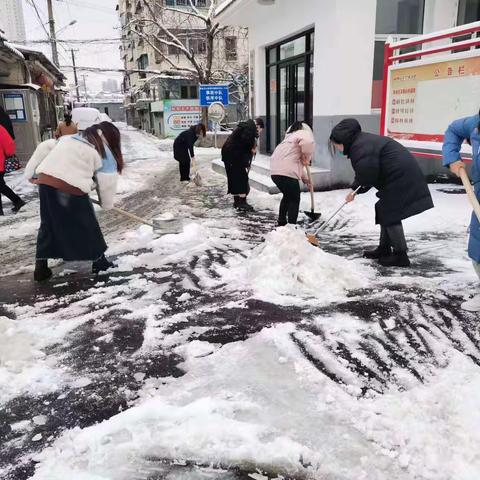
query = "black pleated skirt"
xmin=36 ymin=184 xmax=107 ymax=261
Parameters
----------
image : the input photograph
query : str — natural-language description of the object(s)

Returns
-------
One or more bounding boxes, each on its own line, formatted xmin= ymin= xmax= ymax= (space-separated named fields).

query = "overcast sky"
xmin=22 ymin=0 xmax=123 ymax=93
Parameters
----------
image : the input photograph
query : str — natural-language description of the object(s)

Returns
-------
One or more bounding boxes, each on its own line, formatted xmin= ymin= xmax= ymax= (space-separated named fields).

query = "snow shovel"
xmin=90 ymin=198 xmax=155 ymax=228
xmin=306 ymin=186 xmax=362 ymax=246
xmin=303 ymin=165 xmax=321 ymax=222
xmin=459 ymin=168 xmax=480 ymax=223
xmin=190 ymin=152 xmax=202 ymax=187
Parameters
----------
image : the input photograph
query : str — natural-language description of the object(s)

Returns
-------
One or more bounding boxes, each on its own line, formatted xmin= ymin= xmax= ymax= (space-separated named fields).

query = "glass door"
xmin=266 ymin=29 xmax=314 ymax=152
xmin=279 ymin=60 xmax=305 ymax=140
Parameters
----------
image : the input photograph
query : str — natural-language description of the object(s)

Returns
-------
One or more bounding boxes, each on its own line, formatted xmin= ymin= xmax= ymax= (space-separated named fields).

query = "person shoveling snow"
xmin=329 ymin=118 xmax=434 ymax=268
xmin=219 ymin=225 xmax=374 ymax=305
xmin=270 ymin=121 xmax=317 ymax=226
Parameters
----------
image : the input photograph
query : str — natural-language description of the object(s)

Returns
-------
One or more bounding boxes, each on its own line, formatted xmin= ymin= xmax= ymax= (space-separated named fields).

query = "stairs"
xmin=212 ymin=154 xmax=332 ymax=194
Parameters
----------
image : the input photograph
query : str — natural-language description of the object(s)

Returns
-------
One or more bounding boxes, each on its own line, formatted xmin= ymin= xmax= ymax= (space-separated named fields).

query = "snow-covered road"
xmin=1 ymin=125 xmax=479 ymax=480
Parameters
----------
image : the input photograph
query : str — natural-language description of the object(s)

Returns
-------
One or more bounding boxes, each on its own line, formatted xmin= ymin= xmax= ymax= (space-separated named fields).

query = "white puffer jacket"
xmin=25 ymin=135 xmax=118 ymax=210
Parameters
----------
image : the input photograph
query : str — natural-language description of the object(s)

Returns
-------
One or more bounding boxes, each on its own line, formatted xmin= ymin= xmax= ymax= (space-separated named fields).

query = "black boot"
xmin=233 ymin=196 xmax=241 ymax=209
xmin=379 ymin=251 xmax=411 ymax=267
xmin=236 ymin=197 xmax=254 ymax=212
xmin=363 ymin=245 xmax=391 ymax=259
xmin=92 ymin=254 xmax=115 ymax=274
xmin=12 ymin=199 xmax=26 ymax=214
xmin=34 ymin=259 xmax=53 ymax=282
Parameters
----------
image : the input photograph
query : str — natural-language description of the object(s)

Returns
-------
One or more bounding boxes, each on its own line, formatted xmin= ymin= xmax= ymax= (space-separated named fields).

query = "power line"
xmin=12 ymin=38 xmax=121 ymax=44
xmin=23 ymin=0 xmax=51 ymax=39
xmin=55 ymin=0 xmax=114 ymax=14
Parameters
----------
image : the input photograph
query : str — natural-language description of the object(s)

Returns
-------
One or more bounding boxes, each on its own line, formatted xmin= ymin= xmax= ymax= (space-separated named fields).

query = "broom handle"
xmin=459 ymin=168 xmax=480 ymax=223
xmin=90 ymin=198 xmax=154 ymax=227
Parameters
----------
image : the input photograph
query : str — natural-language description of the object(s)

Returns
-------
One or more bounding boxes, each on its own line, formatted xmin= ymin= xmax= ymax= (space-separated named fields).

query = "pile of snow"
xmin=220 ymin=226 xmax=374 ymax=304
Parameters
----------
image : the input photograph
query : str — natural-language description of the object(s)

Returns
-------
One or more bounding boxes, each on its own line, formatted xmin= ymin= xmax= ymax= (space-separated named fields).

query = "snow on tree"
xmin=123 ymin=0 xmax=249 ymax=120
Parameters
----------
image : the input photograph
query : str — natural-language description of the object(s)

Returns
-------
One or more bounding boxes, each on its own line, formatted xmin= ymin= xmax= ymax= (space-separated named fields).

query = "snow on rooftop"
xmin=2 ymin=42 xmax=24 ymax=60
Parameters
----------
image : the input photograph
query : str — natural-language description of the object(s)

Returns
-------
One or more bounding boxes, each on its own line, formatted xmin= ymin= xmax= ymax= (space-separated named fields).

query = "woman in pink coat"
xmin=270 ymin=121 xmax=315 ymax=226
xmin=0 ymin=124 xmax=25 ymax=215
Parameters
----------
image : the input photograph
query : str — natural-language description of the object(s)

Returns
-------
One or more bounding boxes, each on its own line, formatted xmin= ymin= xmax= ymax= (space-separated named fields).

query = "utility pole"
xmin=71 ymin=49 xmax=80 ymax=102
xmin=47 ymin=0 xmax=60 ymax=67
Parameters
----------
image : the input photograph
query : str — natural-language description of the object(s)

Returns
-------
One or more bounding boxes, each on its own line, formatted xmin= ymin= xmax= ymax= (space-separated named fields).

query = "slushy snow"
xmin=220 ymin=225 xmax=374 ymax=304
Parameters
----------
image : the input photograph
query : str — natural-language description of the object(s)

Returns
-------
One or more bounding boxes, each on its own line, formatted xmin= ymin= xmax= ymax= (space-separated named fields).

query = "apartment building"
xmin=117 ymin=0 xmax=248 ymax=137
xmin=0 ymin=0 xmax=26 ymax=43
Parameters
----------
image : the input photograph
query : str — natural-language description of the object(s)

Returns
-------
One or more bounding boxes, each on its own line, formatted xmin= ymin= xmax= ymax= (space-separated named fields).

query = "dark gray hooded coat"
xmin=330 ymin=118 xmax=433 ymax=225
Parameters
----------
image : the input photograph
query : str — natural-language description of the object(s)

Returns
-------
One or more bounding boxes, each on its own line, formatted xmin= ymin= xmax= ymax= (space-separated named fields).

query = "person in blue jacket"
xmin=443 ymin=111 xmax=480 ymax=311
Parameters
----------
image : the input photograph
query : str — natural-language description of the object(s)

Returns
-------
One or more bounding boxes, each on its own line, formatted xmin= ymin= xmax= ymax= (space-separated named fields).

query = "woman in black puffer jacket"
xmin=222 ymin=120 xmax=258 ymax=211
xmin=329 ymin=118 xmax=434 ymax=267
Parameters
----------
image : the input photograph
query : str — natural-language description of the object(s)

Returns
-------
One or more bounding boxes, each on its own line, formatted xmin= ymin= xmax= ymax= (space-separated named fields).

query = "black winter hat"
xmin=330 ymin=118 xmax=362 ymax=156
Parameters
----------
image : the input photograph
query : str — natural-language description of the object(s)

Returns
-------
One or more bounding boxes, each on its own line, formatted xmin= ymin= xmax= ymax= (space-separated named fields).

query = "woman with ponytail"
xmin=25 ymin=124 xmax=122 ymax=281
xmin=55 ymin=112 xmax=78 ymax=138
xmin=443 ymin=110 xmax=480 ymax=311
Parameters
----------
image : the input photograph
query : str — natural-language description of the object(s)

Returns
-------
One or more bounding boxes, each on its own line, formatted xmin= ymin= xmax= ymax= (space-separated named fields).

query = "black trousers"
xmin=179 ymin=160 xmax=191 ymax=182
xmin=0 ymin=172 xmax=21 ymax=213
xmin=379 ymin=222 xmax=408 ymax=252
xmin=271 ymin=175 xmax=301 ymax=225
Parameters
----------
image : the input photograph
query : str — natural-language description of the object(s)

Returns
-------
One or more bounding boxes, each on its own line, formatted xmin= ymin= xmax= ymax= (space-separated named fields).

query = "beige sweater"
xmin=270 ymin=129 xmax=315 ymax=181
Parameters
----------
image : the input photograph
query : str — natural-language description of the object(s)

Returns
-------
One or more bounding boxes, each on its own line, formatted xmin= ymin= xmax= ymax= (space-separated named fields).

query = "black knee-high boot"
xmin=34 ymin=259 xmax=53 ymax=282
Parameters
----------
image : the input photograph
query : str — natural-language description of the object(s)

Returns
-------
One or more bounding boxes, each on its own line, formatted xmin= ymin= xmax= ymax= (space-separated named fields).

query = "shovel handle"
xmin=305 ymin=165 xmax=314 ymax=209
xmin=314 ymin=186 xmax=361 ymax=234
xmin=459 ymin=168 xmax=480 ymax=223
xmin=91 ymin=198 xmax=154 ymax=227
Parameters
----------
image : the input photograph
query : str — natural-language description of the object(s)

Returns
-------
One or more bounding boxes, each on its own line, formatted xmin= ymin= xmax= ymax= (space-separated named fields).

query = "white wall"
xmin=245 ymin=0 xmax=376 ymax=118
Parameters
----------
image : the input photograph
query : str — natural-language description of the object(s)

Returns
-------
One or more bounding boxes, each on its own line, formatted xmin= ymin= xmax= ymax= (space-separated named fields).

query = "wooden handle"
xmin=305 ymin=165 xmax=314 ymax=209
xmin=459 ymin=168 xmax=480 ymax=223
xmin=91 ymin=198 xmax=154 ymax=227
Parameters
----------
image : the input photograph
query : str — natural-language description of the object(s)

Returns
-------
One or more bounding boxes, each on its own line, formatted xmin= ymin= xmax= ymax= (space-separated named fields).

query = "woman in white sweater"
xmin=25 ymin=123 xmax=123 ymax=281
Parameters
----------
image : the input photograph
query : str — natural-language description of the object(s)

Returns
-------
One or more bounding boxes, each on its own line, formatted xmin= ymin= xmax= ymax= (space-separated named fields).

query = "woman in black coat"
xmin=173 ymin=123 xmax=206 ymax=182
xmin=222 ymin=120 xmax=258 ymax=211
xmin=330 ymin=118 xmax=433 ymax=267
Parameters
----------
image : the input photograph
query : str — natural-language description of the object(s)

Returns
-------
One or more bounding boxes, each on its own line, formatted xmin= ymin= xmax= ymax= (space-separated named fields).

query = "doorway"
xmin=279 ymin=61 xmax=306 ymax=140
xmin=266 ymin=29 xmax=313 ymax=152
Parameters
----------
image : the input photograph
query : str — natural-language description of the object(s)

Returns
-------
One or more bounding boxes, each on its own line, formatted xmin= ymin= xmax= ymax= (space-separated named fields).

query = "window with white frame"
xmin=137 ymin=53 xmax=148 ymax=78
xmin=165 ymin=30 xmax=207 ymax=56
xmin=225 ymin=37 xmax=238 ymax=61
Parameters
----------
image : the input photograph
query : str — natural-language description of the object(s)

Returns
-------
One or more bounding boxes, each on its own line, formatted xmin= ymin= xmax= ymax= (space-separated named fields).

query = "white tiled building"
xmin=0 ymin=0 xmax=26 ymax=43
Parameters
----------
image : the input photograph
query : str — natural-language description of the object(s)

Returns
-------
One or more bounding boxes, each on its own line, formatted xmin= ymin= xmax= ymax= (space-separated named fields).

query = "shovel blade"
xmin=306 ymin=233 xmax=319 ymax=246
xmin=304 ymin=210 xmax=321 ymax=222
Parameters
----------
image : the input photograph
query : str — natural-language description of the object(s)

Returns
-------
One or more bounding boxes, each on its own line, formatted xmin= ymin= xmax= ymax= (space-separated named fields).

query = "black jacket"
xmin=331 ymin=119 xmax=434 ymax=225
xmin=221 ymin=142 xmax=252 ymax=195
xmin=173 ymin=128 xmax=197 ymax=162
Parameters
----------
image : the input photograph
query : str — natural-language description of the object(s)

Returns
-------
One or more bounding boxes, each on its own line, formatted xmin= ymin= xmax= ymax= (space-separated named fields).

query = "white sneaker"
xmin=461 ymin=294 xmax=480 ymax=312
